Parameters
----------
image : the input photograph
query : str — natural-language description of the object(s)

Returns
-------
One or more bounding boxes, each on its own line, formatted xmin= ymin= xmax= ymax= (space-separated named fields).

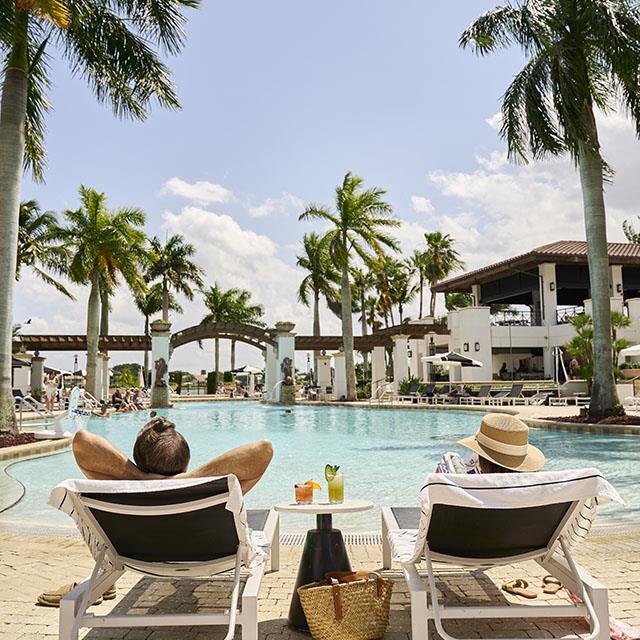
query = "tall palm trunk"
xmin=85 ymin=274 xmax=101 ymax=397
xmin=230 ymin=339 xmax=236 ymax=370
xmin=162 ymin=278 xmax=169 ymax=322
xmin=143 ymin=315 xmax=149 ymax=387
xmin=418 ymin=273 xmax=424 ymax=318
xmin=429 ymin=285 xmax=437 ymax=317
xmin=360 ymin=291 xmax=368 ymax=379
xmin=312 ymin=289 xmax=320 ymax=384
xmin=0 ymin=14 xmax=29 ymax=433
xmin=214 ymin=337 xmax=220 ymax=386
xmin=579 ymin=110 xmax=621 ymax=419
xmin=340 ymin=266 xmax=357 ymax=400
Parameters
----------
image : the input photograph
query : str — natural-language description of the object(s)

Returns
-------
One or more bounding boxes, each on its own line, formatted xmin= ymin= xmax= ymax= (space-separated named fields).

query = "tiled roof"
xmin=433 ymin=240 xmax=640 ymax=293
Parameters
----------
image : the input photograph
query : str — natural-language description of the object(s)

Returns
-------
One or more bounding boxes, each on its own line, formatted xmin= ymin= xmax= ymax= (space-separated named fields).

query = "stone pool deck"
xmin=1 ymin=526 xmax=639 ymax=640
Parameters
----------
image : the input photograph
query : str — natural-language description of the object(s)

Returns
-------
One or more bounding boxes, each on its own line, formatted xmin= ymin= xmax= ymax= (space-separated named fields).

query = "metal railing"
xmin=556 ymin=306 xmax=584 ymax=325
xmin=490 ymin=309 xmax=538 ymax=327
xmin=15 ymin=395 xmax=53 ymax=431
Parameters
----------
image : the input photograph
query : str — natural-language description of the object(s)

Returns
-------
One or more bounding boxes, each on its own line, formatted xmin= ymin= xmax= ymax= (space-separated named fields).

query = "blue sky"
xmin=15 ymin=1 xmax=640 ymax=372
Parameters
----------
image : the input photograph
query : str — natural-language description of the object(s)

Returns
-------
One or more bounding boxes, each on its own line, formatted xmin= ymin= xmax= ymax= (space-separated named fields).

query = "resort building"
xmin=431 ymin=240 xmax=640 ymax=382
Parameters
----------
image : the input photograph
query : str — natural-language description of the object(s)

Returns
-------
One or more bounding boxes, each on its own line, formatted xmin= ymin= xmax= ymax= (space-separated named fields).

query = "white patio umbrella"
xmin=620 ymin=344 xmax=640 ymax=359
xmin=421 ymin=351 xmax=483 ymax=367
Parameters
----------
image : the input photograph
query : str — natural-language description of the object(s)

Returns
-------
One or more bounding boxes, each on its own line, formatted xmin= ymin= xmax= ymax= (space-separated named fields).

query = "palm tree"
xmin=16 ymin=200 xmax=71 ymax=298
xmin=227 ymin=289 xmax=265 ymax=370
xmin=147 ymin=235 xmax=204 ymax=322
xmin=297 ymin=232 xmax=340 ymax=378
xmin=56 ymin=186 xmax=148 ymax=397
xmin=371 ymin=255 xmax=403 ymax=326
xmin=201 ymin=284 xmax=265 ymax=382
xmin=391 ymin=264 xmax=418 ymax=324
xmin=461 ymin=0 xmax=640 ymax=419
xmin=134 ymin=283 xmax=182 ymax=386
xmin=408 ymin=250 xmax=428 ymax=318
xmin=300 ymin=172 xmax=400 ymax=400
xmin=351 ymin=267 xmax=375 ymax=376
xmin=0 ymin=0 xmax=198 ymax=432
xmin=423 ymin=232 xmax=464 ymax=317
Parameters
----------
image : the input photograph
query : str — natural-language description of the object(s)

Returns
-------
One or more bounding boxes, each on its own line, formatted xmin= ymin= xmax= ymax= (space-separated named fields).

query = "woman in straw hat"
xmin=458 ymin=413 xmax=545 ymax=473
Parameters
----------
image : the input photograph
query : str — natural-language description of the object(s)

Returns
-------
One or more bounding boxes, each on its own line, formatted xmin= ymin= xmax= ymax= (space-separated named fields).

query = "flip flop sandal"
xmin=36 ymin=582 xmax=104 ymax=608
xmin=103 ymin=584 xmax=116 ymax=600
xmin=502 ymin=579 xmax=538 ymax=599
xmin=542 ymin=575 xmax=563 ymax=594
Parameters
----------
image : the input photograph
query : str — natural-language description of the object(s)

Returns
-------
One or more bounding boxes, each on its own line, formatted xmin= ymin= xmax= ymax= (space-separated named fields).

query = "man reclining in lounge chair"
xmin=37 ymin=416 xmax=273 ymax=606
xmin=72 ymin=415 xmax=273 ymax=493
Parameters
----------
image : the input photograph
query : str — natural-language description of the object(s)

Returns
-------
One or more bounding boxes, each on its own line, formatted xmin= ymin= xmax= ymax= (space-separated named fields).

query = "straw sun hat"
xmin=458 ymin=413 xmax=545 ymax=472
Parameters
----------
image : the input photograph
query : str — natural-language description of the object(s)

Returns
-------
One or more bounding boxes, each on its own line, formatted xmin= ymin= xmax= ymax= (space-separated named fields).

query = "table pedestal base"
xmin=288 ymin=515 xmax=352 ymax=631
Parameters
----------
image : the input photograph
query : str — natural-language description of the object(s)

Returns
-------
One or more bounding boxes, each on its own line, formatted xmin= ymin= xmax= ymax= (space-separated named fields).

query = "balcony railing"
xmin=556 ymin=306 xmax=584 ymax=325
xmin=490 ymin=309 xmax=536 ymax=327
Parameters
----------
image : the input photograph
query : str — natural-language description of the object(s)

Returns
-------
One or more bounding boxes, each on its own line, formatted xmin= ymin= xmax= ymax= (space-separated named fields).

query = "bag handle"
xmin=326 ymin=571 xmax=385 ymax=620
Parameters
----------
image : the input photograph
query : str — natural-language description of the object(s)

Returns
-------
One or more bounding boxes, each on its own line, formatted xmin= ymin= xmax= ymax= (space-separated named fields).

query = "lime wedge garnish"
xmin=324 ymin=464 xmax=340 ymax=481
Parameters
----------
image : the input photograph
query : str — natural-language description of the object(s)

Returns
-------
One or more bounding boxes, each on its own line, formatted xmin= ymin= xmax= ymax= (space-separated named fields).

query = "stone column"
xmin=409 ymin=339 xmax=422 ymax=379
xmin=610 ymin=265 xmax=624 ymax=298
xmin=264 ymin=344 xmax=278 ymax=401
xmin=31 ymin=353 xmax=45 ymax=399
xmin=471 ymin=284 xmax=481 ymax=306
xmin=275 ymin=321 xmax=296 ymax=404
xmin=392 ymin=335 xmax=410 ymax=392
xmin=370 ymin=346 xmax=386 ymax=399
xmin=315 ymin=354 xmax=332 ymax=399
xmin=101 ymin=354 xmax=110 ymax=401
xmin=538 ymin=263 xmax=557 ymax=326
xmin=150 ymin=319 xmax=172 ymax=408
xmin=333 ymin=351 xmax=347 ymax=400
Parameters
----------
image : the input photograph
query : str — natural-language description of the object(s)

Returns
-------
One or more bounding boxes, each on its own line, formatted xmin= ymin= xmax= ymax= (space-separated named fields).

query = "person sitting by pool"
xmin=437 ymin=413 xmax=545 ymax=474
xmin=71 ymin=415 xmax=273 ymax=493
xmin=111 ymin=388 xmax=124 ymax=409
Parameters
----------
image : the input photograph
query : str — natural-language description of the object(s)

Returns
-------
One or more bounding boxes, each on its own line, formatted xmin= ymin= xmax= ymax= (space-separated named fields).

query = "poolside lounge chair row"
xmin=51 ymin=469 xmax=620 ymax=640
xmin=395 ymin=383 xmax=552 ymax=406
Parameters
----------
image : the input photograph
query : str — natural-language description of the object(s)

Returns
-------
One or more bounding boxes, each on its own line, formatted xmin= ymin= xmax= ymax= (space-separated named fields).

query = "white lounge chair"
xmin=48 ymin=475 xmax=280 ymax=640
xmin=381 ymin=469 xmax=622 ymax=640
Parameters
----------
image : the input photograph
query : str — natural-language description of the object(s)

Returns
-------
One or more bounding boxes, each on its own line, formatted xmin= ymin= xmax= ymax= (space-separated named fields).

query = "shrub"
xmin=223 ymin=371 xmax=234 ymax=383
xmin=207 ymin=371 xmax=218 ymax=394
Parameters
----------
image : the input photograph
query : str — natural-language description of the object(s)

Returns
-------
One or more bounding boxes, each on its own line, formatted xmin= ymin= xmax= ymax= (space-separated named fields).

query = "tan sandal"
xmin=502 ymin=578 xmax=537 ymax=599
xmin=542 ymin=575 xmax=563 ymax=594
xmin=37 ymin=582 xmax=115 ymax=607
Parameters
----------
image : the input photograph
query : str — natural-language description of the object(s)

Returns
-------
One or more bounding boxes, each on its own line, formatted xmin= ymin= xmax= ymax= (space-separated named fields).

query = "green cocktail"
xmin=325 ymin=464 xmax=344 ymax=504
xmin=327 ymin=474 xmax=344 ymax=503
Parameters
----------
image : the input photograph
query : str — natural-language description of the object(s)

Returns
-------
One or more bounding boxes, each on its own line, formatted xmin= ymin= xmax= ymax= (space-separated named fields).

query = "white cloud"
xmin=248 ymin=192 xmax=304 ymax=218
xmin=161 ymin=177 xmax=235 ymax=205
xmin=424 ymin=112 xmax=638 ymax=273
xmin=410 ymin=195 xmax=434 ymax=214
xmin=486 ymin=112 xmax=502 ymax=130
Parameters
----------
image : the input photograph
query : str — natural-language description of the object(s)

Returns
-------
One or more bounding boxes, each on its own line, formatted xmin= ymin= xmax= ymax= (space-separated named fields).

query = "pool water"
xmin=2 ymin=403 xmax=637 ymax=531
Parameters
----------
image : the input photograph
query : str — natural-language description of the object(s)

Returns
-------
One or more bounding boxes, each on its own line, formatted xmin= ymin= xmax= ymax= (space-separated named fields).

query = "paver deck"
xmin=1 ymin=526 xmax=639 ymax=640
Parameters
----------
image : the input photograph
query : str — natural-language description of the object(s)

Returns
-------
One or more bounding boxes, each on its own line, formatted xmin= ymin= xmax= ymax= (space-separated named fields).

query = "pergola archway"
xmin=170 ymin=322 xmax=276 ymax=351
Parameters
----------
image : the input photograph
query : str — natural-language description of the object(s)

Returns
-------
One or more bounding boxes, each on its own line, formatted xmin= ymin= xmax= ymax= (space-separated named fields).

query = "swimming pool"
xmin=1 ymin=402 xmax=637 ymax=531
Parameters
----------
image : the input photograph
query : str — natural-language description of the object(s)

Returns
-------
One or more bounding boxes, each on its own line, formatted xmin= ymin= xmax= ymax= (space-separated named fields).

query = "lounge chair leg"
xmin=381 ymin=512 xmax=392 ymax=570
xmin=271 ymin=515 xmax=280 ymax=572
xmin=403 ymin=563 xmax=428 ymax=640
xmin=242 ymin=560 xmax=265 ymax=640
xmin=59 ymin=597 xmax=78 ymax=640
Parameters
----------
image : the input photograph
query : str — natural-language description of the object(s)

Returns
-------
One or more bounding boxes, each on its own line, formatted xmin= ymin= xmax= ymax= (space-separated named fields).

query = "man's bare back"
xmin=72 ymin=429 xmax=273 ymax=494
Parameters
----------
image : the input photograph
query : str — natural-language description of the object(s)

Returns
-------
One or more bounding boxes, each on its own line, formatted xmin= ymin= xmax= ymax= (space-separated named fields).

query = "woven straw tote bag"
xmin=298 ymin=572 xmax=393 ymax=640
